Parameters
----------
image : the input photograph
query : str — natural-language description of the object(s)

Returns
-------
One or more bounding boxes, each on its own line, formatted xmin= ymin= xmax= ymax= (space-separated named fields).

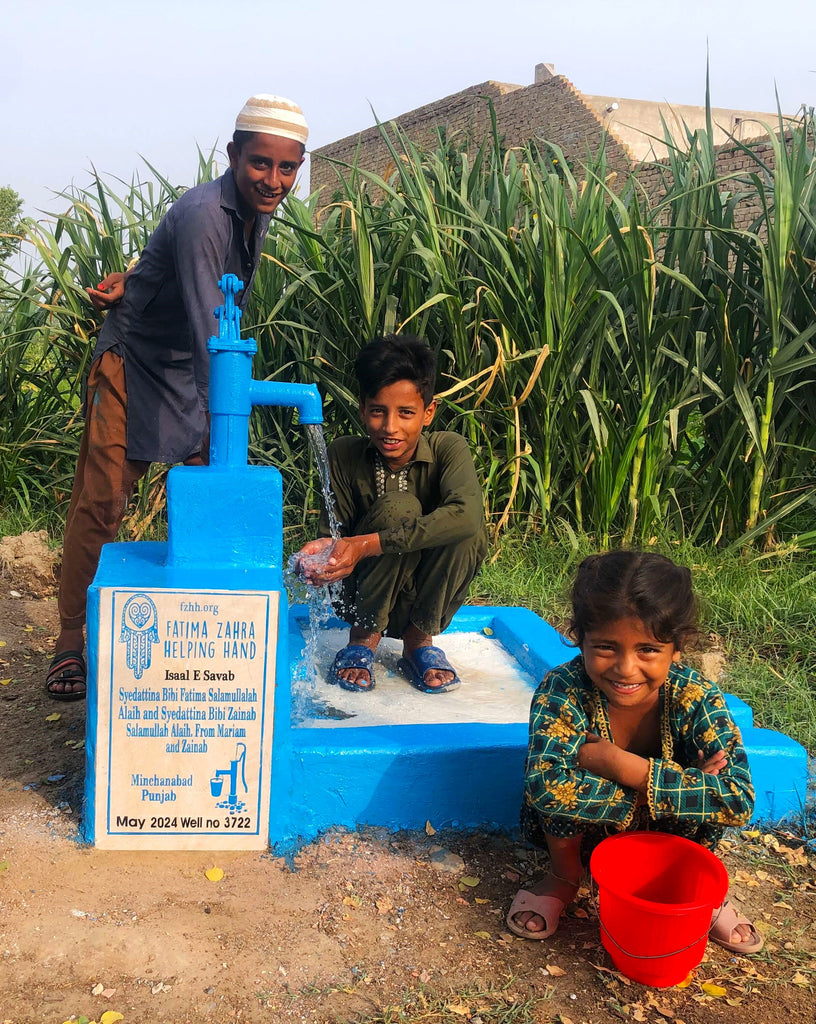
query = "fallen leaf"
xmin=45 ymin=712 xmax=61 ymax=722
xmin=0 ymin=679 xmax=11 ymax=686
xmin=545 ymin=964 xmax=566 ymax=976
xmin=772 ymin=900 xmax=793 ymax=909
xmin=425 ymin=820 xmax=436 ymax=836
xmin=444 ymin=1002 xmax=470 ymax=1016
xmin=0 ymin=861 xmax=9 ymax=873
xmin=791 ymin=972 xmax=810 ymax=986
xmin=734 ymin=870 xmax=760 ymax=888
xmin=482 ymin=627 xmax=494 ymax=636
xmin=572 ymin=907 xmax=589 ymax=918
xmin=205 ymin=866 xmax=224 ymax=882
xmin=473 ymin=930 xmax=491 ymax=939
xmin=459 ymin=875 xmax=480 ymax=887
xmin=675 ymin=973 xmax=693 ymax=988
xmin=632 ymin=1007 xmax=647 ymax=1022
xmin=376 ymin=897 xmax=393 ymax=915
xmin=779 ymin=845 xmax=809 ymax=867
xmin=343 ymin=894 xmax=362 ymax=907
xmin=99 ymin=1013 xmax=124 ymax=1024
xmin=92 ymin=982 xmax=105 ymax=995
xmin=475 ymin=897 xmax=490 ymax=904
xmin=726 ymin=998 xmax=743 ymax=1006
xmin=701 ymin=982 xmax=727 ymax=997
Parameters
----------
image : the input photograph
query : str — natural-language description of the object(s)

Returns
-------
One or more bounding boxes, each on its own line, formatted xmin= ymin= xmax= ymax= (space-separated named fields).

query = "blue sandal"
xmin=397 ymin=646 xmax=461 ymax=694
xmin=327 ymin=644 xmax=376 ymax=692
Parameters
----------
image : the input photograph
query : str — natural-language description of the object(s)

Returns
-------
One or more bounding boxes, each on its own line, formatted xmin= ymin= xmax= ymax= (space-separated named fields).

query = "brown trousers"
xmin=58 ymin=351 xmax=204 ymax=633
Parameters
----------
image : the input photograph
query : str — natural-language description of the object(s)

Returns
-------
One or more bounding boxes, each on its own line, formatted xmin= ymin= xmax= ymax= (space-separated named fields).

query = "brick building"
xmin=310 ymin=63 xmax=787 ymax=229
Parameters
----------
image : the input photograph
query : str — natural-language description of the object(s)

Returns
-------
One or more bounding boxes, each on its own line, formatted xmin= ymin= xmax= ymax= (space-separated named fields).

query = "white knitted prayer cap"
xmin=235 ymin=94 xmax=308 ymax=145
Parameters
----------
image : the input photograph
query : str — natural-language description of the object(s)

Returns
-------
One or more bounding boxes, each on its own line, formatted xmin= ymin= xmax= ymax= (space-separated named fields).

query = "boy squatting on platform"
xmin=295 ymin=335 xmax=488 ymax=694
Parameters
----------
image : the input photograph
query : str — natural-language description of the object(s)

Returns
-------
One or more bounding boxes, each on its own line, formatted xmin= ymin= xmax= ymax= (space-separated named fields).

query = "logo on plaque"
xmin=119 ymin=593 xmax=159 ymax=679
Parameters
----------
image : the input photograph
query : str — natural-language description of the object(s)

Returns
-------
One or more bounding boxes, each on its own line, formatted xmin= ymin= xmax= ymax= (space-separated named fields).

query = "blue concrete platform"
xmin=274 ymin=604 xmax=809 ymax=851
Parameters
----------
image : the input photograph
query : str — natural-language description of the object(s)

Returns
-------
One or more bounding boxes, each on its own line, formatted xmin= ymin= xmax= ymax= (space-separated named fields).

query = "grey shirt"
xmin=94 ymin=169 xmax=271 ymax=463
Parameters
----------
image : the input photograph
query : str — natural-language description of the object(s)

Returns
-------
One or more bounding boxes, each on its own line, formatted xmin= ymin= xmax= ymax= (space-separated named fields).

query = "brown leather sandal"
xmin=45 ymin=650 xmax=87 ymax=702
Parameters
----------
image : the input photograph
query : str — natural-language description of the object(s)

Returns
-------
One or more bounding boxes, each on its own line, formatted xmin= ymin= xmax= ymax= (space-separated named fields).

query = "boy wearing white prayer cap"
xmin=47 ymin=95 xmax=307 ymax=701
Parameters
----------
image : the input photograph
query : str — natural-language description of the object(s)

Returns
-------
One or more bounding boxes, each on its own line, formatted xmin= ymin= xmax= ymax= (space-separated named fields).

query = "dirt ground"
xmin=1 ymin=535 xmax=815 ymax=1024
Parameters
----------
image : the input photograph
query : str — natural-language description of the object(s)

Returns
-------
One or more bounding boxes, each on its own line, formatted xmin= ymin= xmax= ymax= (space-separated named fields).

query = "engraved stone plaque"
xmin=92 ymin=588 xmax=277 ymax=849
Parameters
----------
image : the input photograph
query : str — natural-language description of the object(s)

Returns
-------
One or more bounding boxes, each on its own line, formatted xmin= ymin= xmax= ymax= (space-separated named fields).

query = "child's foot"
xmin=506 ymin=874 xmax=581 ymax=939
xmin=46 ymin=629 xmax=87 ymax=702
xmin=329 ymin=630 xmax=381 ymax=691
xmin=709 ymin=900 xmax=764 ymax=953
xmin=401 ymin=626 xmax=456 ymax=690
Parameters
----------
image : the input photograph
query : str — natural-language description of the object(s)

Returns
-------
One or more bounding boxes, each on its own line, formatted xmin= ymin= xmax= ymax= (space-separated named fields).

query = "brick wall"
xmin=311 ymin=73 xmax=779 ymax=233
xmin=637 ymin=136 xmax=777 ymax=231
xmin=310 ymin=75 xmax=634 ymax=197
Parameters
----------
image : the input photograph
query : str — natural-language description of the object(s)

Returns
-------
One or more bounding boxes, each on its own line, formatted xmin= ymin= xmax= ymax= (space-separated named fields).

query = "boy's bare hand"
xmin=296 ymin=534 xmax=383 ymax=586
xmin=293 ymin=538 xmax=335 ymax=583
xmin=86 ymin=272 xmax=126 ymax=309
xmin=696 ymin=748 xmax=727 ymax=775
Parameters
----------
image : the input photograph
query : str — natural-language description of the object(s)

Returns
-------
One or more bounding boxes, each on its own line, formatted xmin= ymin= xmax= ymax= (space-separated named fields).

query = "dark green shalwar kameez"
xmin=318 ymin=432 xmax=488 ymax=638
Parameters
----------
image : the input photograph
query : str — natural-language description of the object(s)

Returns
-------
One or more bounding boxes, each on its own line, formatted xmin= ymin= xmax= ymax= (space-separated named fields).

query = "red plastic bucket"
xmin=590 ymin=831 xmax=729 ymax=987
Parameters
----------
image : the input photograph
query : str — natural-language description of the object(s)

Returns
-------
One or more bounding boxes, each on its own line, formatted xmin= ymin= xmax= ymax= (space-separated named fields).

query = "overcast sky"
xmin=5 ymin=0 xmax=815 ymax=219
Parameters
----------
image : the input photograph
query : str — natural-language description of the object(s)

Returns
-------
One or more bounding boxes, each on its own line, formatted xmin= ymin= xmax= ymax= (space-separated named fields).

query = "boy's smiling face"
xmin=227 ymin=133 xmax=304 ymax=217
xmin=359 ymin=380 xmax=437 ymax=471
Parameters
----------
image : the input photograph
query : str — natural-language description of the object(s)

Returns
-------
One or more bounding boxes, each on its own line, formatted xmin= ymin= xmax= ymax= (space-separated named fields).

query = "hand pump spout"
xmin=207 ymin=274 xmax=323 ymax=467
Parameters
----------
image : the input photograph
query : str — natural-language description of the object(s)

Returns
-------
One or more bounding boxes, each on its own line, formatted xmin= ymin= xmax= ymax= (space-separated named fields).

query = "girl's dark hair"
xmin=355 ymin=334 xmax=437 ymax=406
xmin=569 ymin=550 xmax=698 ymax=648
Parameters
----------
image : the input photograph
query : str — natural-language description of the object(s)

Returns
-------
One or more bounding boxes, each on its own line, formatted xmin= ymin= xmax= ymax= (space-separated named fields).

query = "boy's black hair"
xmin=569 ymin=550 xmax=698 ymax=649
xmin=231 ymin=130 xmax=306 ymax=158
xmin=355 ymin=334 xmax=437 ymax=406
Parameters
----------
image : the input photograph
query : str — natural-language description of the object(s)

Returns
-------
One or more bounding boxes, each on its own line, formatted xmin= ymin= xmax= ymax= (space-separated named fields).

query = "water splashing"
xmin=288 ymin=423 xmax=343 ymax=722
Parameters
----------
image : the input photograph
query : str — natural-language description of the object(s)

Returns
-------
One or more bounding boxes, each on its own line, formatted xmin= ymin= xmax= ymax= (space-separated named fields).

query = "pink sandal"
xmin=709 ymin=899 xmax=764 ymax=954
xmin=506 ymin=889 xmax=567 ymax=940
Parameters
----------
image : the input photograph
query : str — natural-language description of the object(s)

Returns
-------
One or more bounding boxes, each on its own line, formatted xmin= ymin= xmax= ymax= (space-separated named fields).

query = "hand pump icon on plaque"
xmin=210 ymin=743 xmax=248 ymax=812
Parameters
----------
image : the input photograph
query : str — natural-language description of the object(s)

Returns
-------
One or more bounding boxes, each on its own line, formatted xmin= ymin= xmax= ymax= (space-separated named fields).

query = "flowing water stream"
xmin=287 ymin=424 xmax=343 ymax=722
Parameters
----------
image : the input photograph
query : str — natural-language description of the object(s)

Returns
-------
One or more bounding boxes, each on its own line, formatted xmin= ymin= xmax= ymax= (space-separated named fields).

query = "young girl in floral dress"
xmin=507 ymin=551 xmax=763 ymax=954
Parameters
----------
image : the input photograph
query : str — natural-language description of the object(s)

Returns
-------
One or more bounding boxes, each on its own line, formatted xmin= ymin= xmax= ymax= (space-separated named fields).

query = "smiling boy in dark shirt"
xmin=296 ymin=335 xmax=488 ymax=693
xmin=46 ymin=95 xmax=307 ymax=702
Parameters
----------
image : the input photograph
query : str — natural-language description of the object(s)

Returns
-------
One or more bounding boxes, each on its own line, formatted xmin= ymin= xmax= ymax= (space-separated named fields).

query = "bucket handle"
xmin=598 ymin=903 xmax=722 ymax=961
